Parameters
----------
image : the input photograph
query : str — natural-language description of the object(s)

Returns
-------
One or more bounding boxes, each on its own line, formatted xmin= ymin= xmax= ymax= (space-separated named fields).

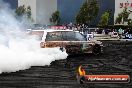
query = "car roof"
xmin=44 ymin=29 xmax=74 ymax=32
xmin=41 ymin=29 xmax=79 ymax=41
xmin=30 ymin=29 xmax=75 ymax=32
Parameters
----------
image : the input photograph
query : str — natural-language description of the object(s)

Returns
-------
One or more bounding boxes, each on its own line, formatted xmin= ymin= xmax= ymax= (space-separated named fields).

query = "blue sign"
xmin=125 ymin=34 xmax=132 ymax=39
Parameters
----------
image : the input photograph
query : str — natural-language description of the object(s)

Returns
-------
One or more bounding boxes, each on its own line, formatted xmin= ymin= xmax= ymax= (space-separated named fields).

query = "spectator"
xmin=102 ymin=29 xmax=105 ymax=34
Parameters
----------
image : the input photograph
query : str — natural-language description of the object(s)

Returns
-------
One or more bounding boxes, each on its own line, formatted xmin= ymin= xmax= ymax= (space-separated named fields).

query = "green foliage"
xmin=26 ymin=6 xmax=31 ymax=19
xmin=128 ymin=19 xmax=132 ymax=26
xmin=76 ymin=1 xmax=89 ymax=24
xmin=122 ymin=8 xmax=130 ymax=23
xmin=15 ymin=5 xmax=26 ymax=16
xmin=115 ymin=8 xmax=130 ymax=24
xmin=50 ymin=11 xmax=60 ymax=25
xmin=76 ymin=0 xmax=99 ymax=24
xmin=115 ymin=13 xmax=122 ymax=24
xmin=99 ymin=11 xmax=110 ymax=26
xmin=15 ymin=5 xmax=32 ymax=20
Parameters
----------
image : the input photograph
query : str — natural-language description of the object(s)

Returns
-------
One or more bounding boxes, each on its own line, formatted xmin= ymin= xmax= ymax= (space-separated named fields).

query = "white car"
xmin=40 ymin=29 xmax=103 ymax=55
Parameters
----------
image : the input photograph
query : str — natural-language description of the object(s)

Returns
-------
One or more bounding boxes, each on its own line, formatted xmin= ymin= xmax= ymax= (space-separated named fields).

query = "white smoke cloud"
xmin=0 ymin=0 xmax=68 ymax=73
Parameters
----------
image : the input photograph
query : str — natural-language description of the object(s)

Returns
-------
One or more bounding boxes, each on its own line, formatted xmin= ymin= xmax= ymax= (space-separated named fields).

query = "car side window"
xmin=46 ymin=32 xmax=62 ymax=41
xmin=45 ymin=31 xmax=86 ymax=41
xmin=62 ymin=31 xmax=75 ymax=41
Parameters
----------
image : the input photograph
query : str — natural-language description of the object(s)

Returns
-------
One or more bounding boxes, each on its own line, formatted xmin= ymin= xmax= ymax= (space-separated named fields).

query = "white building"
xmin=114 ymin=0 xmax=132 ymax=25
xmin=18 ymin=0 xmax=57 ymax=25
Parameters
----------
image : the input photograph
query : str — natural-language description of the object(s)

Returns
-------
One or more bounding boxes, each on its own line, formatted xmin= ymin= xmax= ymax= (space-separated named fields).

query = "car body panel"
xmin=40 ymin=41 xmax=95 ymax=54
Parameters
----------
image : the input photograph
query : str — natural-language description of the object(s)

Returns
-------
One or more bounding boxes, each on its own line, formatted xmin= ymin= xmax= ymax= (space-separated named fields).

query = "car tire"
xmin=92 ymin=44 xmax=101 ymax=55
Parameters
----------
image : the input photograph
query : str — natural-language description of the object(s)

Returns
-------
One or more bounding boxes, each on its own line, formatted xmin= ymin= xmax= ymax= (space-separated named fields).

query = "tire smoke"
xmin=0 ymin=0 xmax=68 ymax=74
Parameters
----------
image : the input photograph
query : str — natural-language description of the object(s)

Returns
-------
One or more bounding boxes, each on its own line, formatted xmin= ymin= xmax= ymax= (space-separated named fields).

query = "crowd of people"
xmin=64 ymin=22 xmax=132 ymax=35
xmin=65 ymin=23 xmax=88 ymax=31
xmin=31 ymin=22 xmax=132 ymax=39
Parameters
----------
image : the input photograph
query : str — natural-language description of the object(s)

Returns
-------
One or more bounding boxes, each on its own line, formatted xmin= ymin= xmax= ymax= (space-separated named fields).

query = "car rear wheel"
xmin=92 ymin=44 xmax=101 ymax=55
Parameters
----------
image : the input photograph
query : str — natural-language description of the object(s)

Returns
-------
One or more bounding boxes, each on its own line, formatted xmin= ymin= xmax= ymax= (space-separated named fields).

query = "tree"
xmin=122 ymin=8 xmax=130 ymax=24
xmin=26 ymin=6 xmax=32 ymax=19
xmin=99 ymin=11 xmax=110 ymax=26
xmin=50 ymin=11 xmax=60 ymax=25
xmin=128 ymin=19 xmax=132 ymax=26
xmin=76 ymin=1 xmax=89 ymax=24
xmin=15 ymin=5 xmax=32 ymax=21
xmin=76 ymin=0 xmax=99 ymax=24
xmin=115 ymin=13 xmax=123 ymax=24
xmin=115 ymin=8 xmax=130 ymax=24
xmin=15 ymin=5 xmax=26 ymax=17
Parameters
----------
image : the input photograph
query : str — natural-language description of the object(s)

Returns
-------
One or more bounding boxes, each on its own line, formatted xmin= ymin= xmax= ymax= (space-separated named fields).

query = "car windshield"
xmin=46 ymin=31 xmax=86 ymax=41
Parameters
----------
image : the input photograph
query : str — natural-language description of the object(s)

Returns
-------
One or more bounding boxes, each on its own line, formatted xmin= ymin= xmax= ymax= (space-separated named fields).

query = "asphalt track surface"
xmin=0 ymin=41 xmax=132 ymax=88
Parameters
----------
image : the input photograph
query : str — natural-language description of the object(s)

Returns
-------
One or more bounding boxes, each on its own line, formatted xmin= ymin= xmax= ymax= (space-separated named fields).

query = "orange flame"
xmin=78 ymin=65 xmax=86 ymax=76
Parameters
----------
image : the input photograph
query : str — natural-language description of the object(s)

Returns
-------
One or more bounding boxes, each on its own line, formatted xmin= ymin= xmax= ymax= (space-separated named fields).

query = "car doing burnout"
xmin=40 ymin=30 xmax=103 ymax=55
